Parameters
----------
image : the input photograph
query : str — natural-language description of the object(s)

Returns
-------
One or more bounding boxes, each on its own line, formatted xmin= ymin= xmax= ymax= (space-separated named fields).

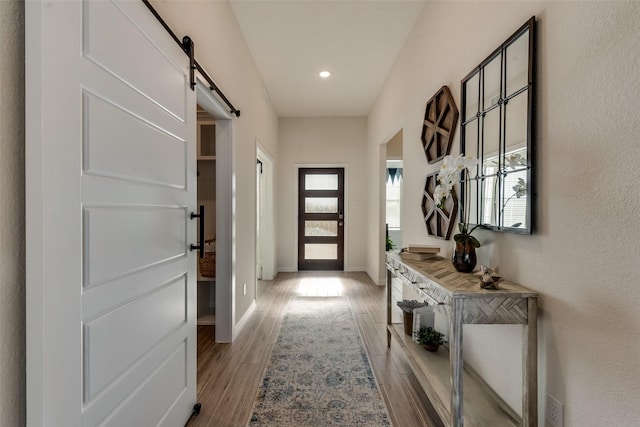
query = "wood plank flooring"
xmin=188 ymin=271 xmax=444 ymax=427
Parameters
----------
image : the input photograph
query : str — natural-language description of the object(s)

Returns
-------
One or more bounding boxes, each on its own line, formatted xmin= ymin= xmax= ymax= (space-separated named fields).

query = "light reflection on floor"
xmin=295 ymin=276 xmax=344 ymax=296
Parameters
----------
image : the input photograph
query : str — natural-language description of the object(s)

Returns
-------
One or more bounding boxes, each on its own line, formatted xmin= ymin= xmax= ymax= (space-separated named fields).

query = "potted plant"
xmin=414 ymin=326 xmax=447 ymax=352
xmin=386 ymin=235 xmax=395 ymax=251
xmin=396 ymin=300 xmax=428 ymax=336
xmin=433 ymin=154 xmax=481 ymax=272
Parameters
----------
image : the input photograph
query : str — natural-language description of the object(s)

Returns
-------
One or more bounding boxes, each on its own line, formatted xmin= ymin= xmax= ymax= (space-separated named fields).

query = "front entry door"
xmin=26 ymin=1 xmax=197 ymax=425
xmin=298 ymin=168 xmax=344 ymax=270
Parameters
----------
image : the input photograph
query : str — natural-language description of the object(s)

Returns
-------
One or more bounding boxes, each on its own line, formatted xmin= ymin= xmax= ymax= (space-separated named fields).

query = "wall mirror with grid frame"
xmin=460 ymin=16 xmax=536 ymax=234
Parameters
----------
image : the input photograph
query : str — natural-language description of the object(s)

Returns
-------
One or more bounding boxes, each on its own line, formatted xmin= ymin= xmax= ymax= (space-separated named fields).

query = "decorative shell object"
xmin=477 ymin=265 xmax=501 ymax=290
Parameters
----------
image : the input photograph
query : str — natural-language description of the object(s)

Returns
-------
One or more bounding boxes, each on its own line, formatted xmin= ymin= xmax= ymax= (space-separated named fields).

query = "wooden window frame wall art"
xmin=422 ymin=171 xmax=458 ymax=240
xmin=421 ymin=85 xmax=459 ymax=164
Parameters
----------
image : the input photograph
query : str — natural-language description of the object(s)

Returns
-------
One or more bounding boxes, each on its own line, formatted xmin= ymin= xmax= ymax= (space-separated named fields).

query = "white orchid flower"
xmin=512 ymin=177 xmax=526 ymax=198
xmin=442 ymin=154 xmax=457 ymax=170
xmin=433 ymin=154 xmax=482 ymax=246
xmin=435 ymin=154 xmax=479 ymax=210
xmin=506 ymin=153 xmax=526 ymax=169
xmin=433 ymin=185 xmax=446 ymax=201
xmin=463 ymin=155 xmax=479 ymax=170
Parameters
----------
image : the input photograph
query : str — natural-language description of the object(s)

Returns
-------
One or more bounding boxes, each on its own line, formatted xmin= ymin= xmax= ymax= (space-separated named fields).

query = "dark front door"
xmin=298 ymin=168 xmax=344 ymax=270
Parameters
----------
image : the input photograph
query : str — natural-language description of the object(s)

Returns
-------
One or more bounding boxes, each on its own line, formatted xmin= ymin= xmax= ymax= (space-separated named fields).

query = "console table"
xmin=386 ymin=252 xmax=538 ymax=427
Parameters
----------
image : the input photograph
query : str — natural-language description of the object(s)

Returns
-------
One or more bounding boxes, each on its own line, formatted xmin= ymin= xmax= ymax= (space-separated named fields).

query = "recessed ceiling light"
xmin=319 ymin=70 xmax=331 ymax=78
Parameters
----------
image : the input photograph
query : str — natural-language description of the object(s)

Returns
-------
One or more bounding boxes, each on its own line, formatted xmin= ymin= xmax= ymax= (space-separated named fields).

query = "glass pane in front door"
xmin=304 ymin=197 xmax=338 ymax=213
xmin=305 ymin=221 xmax=338 ymax=236
xmin=305 ymin=174 xmax=338 ymax=190
xmin=304 ymin=244 xmax=338 ymax=260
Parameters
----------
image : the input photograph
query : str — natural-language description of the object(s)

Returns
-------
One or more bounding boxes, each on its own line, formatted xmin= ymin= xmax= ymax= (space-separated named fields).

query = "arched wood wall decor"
xmin=422 ymin=172 xmax=457 ymax=240
xmin=421 ymin=86 xmax=459 ymax=163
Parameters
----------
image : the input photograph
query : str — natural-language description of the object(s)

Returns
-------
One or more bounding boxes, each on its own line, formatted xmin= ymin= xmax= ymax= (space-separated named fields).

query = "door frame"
xmin=195 ymin=77 xmax=234 ymax=343
xmin=256 ymin=142 xmax=275 ymax=282
xmin=294 ymin=164 xmax=349 ymax=271
xmin=375 ymin=127 xmax=403 ymax=284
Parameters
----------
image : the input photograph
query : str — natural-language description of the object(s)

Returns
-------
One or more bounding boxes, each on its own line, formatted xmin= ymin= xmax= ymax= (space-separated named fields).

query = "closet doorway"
xmin=195 ymin=106 xmax=216 ymax=328
xmin=195 ymin=78 xmax=234 ymax=343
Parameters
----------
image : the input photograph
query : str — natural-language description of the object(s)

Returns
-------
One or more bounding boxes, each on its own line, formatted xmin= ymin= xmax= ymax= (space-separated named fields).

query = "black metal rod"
xmin=194 ymin=61 xmax=241 ymax=117
xmin=141 ymin=0 xmax=181 ymax=45
xmin=141 ymin=0 xmax=240 ymax=117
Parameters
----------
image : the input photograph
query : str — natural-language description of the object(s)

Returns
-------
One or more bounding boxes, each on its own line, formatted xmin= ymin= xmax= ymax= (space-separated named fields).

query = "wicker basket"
xmin=199 ymin=251 xmax=216 ymax=277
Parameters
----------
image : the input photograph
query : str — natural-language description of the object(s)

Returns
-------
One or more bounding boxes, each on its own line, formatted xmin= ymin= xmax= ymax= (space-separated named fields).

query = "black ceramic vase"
xmin=452 ymin=240 xmax=477 ymax=273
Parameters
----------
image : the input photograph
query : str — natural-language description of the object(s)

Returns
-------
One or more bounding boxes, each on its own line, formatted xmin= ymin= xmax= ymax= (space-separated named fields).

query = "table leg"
xmin=450 ymin=299 xmax=464 ymax=427
xmin=523 ymin=297 xmax=538 ymax=426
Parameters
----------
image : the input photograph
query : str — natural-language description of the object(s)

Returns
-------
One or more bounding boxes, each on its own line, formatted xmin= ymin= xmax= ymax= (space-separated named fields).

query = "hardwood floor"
xmin=187 ymin=271 xmax=444 ymax=427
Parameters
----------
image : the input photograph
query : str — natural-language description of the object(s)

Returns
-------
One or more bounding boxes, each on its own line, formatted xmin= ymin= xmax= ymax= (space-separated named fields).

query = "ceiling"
xmin=229 ymin=0 xmax=426 ymax=117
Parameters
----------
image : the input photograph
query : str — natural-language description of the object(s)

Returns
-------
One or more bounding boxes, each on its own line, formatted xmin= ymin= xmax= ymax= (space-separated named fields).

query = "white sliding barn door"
xmin=26 ymin=0 xmax=197 ymax=425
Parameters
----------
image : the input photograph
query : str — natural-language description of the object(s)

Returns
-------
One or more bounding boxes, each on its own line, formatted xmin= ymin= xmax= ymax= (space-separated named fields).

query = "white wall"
xmin=367 ymin=1 xmax=640 ymax=425
xmin=150 ymin=1 xmax=279 ymax=326
xmin=277 ymin=117 xmax=368 ymax=272
xmin=0 ymin=0 xmax=25 ymax=424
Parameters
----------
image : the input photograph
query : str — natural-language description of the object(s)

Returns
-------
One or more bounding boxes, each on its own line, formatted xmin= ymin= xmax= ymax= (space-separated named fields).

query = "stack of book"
xmin=400 ymin=244 xmax=440 ymax=261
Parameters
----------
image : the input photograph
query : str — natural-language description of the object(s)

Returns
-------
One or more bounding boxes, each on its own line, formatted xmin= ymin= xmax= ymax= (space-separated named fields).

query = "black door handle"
xmin=189 ymin=205 xmax=205 ymax=258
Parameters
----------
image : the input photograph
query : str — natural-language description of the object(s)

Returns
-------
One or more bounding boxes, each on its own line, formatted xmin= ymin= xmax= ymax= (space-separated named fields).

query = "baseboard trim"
xmin=366 ymin=268 xmax=385 ymax=286
xmin=233 ymin=300 xmax=256 ymax=341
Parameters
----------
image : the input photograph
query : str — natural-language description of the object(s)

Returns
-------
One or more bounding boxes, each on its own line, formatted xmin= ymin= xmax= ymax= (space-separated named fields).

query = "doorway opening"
xmin=195 ymin=106 xmax=216 ymax=330
xmin=255 ymin=144 xmax=275 ymax=299
xmin=385 ymin=130 xmax=403 ymax=251
xmin=195 ymin=77 xmax=233 ymax=347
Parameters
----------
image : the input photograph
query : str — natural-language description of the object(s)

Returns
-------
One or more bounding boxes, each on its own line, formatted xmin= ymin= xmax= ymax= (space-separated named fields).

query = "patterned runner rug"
xmin=248 ymin=296 xmax=392 ymax=426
